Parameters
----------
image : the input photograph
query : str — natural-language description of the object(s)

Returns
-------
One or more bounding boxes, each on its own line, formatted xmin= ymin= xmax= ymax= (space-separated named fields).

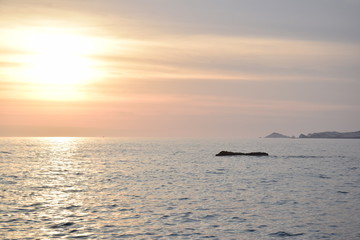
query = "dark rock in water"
xmin=216 ymin=151 xmax=269 ymax=156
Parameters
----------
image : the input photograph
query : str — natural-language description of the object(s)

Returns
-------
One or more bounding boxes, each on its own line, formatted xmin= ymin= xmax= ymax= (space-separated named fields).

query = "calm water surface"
xmin=0 ymin=137 xmax=359 ymax=239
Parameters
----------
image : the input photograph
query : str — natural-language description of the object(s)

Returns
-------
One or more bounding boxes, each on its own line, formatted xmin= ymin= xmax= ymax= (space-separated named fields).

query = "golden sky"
xmin=1 ymin=0 xmax=359 ymax=137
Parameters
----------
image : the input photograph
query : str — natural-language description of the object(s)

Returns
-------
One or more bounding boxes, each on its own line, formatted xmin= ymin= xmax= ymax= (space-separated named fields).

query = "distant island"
xmin=299 ymin=131 xmax=360 ymax=139
xmin=265 ymin=132 xmax=292 ymax=138
xmin=265 ymin=130 xmax=360 ymax=139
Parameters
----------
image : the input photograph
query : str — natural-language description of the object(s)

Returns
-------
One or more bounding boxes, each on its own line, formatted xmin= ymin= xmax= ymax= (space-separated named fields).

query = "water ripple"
xmin=0 ymin=137 xmax=359 ymax=239
xmin=269 ymin=231 xmax=305 ymax=237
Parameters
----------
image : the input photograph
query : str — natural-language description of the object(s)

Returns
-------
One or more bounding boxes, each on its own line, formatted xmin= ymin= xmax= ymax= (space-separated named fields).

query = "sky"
xmin=1 ymin=0 xmax=360 ymax=138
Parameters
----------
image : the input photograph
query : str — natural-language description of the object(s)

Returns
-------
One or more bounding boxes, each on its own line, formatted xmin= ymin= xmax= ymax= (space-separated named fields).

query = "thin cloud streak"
xmin=94 ymin=34 xmax=360 ymax=81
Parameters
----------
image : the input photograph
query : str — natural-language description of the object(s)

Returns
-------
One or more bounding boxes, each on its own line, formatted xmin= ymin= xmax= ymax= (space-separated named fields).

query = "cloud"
xmin=4 ymin=0 xmax=360 ymax=42
xmin=92 ymin=34 xmax=360 ymax=85
xmin=85 ymin=0 xmax=360 ymax=43
xmin=1 ymin=0 xmax=359 ymax=137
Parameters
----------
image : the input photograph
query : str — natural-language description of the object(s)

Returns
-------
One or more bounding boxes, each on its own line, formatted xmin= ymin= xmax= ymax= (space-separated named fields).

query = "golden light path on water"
xmin=8 ymin=137 xmax=118 ymax=239
xmin=27 ymin=137 xmax=90 ymax=238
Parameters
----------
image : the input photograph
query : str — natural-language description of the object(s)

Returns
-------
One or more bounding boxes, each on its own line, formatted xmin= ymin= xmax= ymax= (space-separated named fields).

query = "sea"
xmin=0 ymin=137 xmax=359 ymax=240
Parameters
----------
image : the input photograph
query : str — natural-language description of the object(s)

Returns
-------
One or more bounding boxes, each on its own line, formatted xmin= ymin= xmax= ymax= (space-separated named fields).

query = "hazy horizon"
xmin=1 ymin=0 xmax=359 ymax=138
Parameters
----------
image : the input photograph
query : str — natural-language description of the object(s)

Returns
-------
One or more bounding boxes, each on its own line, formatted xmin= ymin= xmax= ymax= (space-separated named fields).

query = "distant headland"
xmin=265 ymin=131 xmax=360 ymax=139
xmin=265 ymin=132 xmax=293 ymax=138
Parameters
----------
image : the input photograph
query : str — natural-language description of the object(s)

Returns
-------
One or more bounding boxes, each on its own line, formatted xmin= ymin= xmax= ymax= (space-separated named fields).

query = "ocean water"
xmin=0 ymin=137 xmax=359 ymax=240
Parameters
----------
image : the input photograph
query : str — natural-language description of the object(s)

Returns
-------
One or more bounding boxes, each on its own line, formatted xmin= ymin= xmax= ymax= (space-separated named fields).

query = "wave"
xmin=274 ymin=155 xmax=347 ymax=159
xmin=0 ymin=151 xmax=12 ymax=154
xmin=269 ymin=231 xmax=304 ymax=237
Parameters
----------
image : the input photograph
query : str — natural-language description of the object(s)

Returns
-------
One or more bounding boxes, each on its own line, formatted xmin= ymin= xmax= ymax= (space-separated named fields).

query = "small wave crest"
xmin=269 ymin=231 xmax=304 ymax=237
xmin=285 ymin=155 xmax=325 ymax=159
xmin=278 ymin=155 xmax=347 ymax=159
xmin=0 ymin=151 xmax=12 ymax=154
xmin=49 ymin=222 xmax=75 ymax=229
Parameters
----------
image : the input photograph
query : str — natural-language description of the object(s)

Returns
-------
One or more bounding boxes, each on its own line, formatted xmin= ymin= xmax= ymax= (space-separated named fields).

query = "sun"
xmin=22 ymin=29 xmax=100 ymax=85
xmin=8 ymin=27 xmax=106 ymax=100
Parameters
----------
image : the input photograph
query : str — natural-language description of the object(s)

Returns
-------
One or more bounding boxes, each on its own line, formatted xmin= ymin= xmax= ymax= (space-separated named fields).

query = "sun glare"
xmin=7 ymin=27 xmax=106 ymax=100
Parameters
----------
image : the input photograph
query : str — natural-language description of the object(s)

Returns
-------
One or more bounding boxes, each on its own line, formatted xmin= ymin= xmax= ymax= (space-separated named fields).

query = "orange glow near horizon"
xmin=1 ymin=0 xmax=358 ymax=138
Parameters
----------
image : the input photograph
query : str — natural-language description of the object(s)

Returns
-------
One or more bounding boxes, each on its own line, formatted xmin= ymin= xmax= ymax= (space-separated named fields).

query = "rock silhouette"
xmin=216 ymin=151 xmax=269 ymax=156
xmin=299 ymin=130 xmax=360 ymax=139
xmin=265 ymin=132 xmax=291 ymax=138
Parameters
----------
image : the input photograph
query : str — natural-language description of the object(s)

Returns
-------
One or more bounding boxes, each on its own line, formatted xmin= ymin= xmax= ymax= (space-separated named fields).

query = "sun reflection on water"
xmin=25 ymin=137 xmax=92 ymax=238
